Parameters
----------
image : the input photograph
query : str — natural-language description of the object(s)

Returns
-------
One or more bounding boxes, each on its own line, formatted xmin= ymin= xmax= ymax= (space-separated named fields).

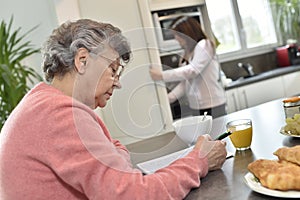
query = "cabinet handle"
xmin=242 ymin=90 xmax=249 ymax=108
xmin=232 ymin=93 xmax=238 ymax=111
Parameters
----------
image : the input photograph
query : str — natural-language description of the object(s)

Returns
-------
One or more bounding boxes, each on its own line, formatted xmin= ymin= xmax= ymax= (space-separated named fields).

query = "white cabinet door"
xmin=282 ymin=71 xmax=300 ymax=97
xmin=225 ymin=88 xmax=240 ymax=113
xmin=78 ymin=0 xmax=173 ymax=144
xmin=237 ymin=77 xmax=285 ymax=109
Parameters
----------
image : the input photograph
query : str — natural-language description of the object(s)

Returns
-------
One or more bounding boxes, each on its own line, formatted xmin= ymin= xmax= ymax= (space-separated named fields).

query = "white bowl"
xmin=172 ymin=115 xmax=213 ymax=145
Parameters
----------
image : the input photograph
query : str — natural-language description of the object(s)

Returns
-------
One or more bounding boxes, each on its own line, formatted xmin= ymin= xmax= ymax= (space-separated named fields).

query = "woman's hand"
xmin=194 ymin=134 xmax=227 ymax=171
xmin=149 ymin=67 xmax=163 ymax=81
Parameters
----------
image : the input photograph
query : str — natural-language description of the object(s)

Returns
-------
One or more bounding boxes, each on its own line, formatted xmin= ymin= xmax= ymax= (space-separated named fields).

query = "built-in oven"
xmin=152 ymin=5 xmax=204 ymax=53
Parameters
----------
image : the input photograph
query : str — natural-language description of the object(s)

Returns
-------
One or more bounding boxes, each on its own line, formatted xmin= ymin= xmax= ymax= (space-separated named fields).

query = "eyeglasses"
xmin=98 ymin=55 xmax=125 ymax=79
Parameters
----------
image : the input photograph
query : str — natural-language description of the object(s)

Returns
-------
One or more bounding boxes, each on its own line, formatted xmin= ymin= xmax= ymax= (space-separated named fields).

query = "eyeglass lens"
xmin=99 ymin=54 xmax=124 ymax=78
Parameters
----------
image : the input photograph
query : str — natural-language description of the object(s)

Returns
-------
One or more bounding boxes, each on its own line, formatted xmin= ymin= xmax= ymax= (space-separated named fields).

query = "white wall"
xmin=0 ymin=0 xmax=58 ymax=77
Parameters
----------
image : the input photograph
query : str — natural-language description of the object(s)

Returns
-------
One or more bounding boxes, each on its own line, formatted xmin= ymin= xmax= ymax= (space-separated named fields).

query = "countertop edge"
xmin=225 ymin=65 xmax=300 ymax=90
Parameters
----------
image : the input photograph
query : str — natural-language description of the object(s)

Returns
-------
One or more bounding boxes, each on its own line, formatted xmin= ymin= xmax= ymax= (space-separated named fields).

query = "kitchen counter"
xmin=225 ymin=65 xmax=300 ymax=90
xmin=185 ymin=98 xmax=300 ymax=199
xmin=127 ymin=98 xmax=300 ymax=199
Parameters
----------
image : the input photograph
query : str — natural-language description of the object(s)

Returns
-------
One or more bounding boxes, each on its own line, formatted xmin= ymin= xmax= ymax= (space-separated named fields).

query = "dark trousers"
xmin=191 ymin=103 xmax=226 ymax=118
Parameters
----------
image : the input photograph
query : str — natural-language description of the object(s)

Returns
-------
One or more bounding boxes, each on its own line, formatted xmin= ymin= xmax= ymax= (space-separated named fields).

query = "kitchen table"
xmin=126 ymin=98 xmax=300 ymax=199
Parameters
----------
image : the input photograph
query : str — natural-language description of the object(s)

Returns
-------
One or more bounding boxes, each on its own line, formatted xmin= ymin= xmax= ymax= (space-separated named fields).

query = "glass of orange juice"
xmin=226 ymin=119 xmax=252 ymax=150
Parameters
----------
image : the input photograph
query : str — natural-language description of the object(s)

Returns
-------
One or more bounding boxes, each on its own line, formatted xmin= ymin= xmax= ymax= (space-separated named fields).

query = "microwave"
xmin=152 ymin=6 xmax=204 ymax=53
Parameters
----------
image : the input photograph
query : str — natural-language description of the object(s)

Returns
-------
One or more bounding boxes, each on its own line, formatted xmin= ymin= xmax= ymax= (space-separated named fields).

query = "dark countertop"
xmin=185 ymin=98 xmax=300 ymax=200
xmin=225 ymin=65 xmax=300 ymax=90
xmin=127 ymin=98 xmax=300 ymax=199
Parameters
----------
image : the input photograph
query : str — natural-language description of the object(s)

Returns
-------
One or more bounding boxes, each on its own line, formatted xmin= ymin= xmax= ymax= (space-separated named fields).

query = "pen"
xmin=214 ymin=131 xmax=232 ymax=141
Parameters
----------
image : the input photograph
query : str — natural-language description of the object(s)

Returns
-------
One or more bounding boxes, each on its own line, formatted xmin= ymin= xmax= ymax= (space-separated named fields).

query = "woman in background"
xmin=0 ymin=19 xmax=226 ymax=199
xmin=150 ymin=16 xmax=226 ymax=118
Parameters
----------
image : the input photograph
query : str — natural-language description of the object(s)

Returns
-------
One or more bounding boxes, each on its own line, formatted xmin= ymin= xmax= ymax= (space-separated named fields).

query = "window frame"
xmin=207 ymin=0 xmax=278 ymax=63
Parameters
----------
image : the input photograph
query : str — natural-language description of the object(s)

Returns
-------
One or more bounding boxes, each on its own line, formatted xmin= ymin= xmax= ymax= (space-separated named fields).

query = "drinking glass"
xmin=226 ymin=119 xmax=252 ymax=150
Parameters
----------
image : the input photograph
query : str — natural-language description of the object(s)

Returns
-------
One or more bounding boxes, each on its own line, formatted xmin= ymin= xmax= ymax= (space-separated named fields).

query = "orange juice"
xmin=226 ymin=119 xmax=252 ymax=150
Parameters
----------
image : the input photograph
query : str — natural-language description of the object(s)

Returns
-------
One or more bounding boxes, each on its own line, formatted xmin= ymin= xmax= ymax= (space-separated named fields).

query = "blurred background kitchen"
xmin=1 ymin=0 xmax=300 ymax=144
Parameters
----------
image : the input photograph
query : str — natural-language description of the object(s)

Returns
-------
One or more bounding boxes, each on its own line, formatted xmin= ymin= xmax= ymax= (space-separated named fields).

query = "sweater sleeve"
xmin=45 ymin=104 xmax=208 ymax=200
xmin=112 ymin=139 xmax=132 ymax=164
xmin=168 ymin=81 xmax=185 ymax=103
xmin=96 ymin=116 xmax=133 ymax=165
xmin=162 ymin=40 xmax=214 ymax=83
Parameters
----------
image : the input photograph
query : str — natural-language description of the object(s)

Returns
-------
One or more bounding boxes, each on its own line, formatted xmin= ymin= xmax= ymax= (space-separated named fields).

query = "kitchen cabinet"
xmin=237 ymin=76 xmax=285 ymax=109
xmin=226 ymin=76 xmax=285 ymax=113
xmin=281 ymin=71 xmax=300 ymax=97
xmin=225 ymin=88 xmax=240 ymax=113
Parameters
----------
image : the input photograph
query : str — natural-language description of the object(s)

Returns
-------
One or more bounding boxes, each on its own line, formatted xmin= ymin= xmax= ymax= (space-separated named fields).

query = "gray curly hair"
xmin=41 ymin=19 xmax=131 ymax=82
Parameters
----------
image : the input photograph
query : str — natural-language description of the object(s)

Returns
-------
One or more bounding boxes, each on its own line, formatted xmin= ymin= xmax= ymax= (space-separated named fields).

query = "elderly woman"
xmin=0 ymin=19 xmax=226 ymax=199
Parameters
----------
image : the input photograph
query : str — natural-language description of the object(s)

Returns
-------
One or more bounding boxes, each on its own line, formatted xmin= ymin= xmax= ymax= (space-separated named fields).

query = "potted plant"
xmin=0 ymin=17 xmax=42 ymax=130
xmin=270 ymin=0 xmax=300 ymax=45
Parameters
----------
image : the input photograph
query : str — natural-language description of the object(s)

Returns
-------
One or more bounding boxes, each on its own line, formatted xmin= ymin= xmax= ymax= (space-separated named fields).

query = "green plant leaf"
xmin=270 ymin=0 xmax=300 ymax=43
xmin=0 ymin=16 xmax=41 ymax=130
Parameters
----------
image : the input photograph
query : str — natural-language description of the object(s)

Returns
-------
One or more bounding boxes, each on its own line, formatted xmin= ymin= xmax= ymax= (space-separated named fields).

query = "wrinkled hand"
xmin=149 ymin=66 xmax=163 ymax=81
xmin=194 ymin=134 xmax=227 ymax=171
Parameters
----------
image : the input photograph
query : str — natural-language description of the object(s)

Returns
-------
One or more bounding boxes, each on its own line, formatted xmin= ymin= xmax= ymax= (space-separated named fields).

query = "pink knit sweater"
xmin=0 ymin=83 xmax=208 ymax=200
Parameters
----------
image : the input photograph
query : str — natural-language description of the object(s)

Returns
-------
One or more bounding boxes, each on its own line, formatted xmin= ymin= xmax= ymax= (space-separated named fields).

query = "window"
xmin=206 ymin=0 xmax=277 ymax=62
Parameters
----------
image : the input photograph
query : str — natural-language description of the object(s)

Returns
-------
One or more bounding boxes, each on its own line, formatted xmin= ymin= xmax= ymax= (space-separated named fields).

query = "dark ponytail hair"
xmin=170 ymin=16 xmax=211 ymax=53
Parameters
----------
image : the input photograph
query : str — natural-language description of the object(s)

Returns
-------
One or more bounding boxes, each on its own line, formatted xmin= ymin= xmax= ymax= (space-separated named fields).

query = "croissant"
xmin=248 ymin=159 xmax=300 ymax=191
xmin=273 ymin=145 xmax=300 ymax=166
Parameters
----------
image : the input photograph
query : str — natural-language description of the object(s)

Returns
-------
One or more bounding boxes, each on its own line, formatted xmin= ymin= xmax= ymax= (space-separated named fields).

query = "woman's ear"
xmin=74 ymin=48 xmax=89 ymax=74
